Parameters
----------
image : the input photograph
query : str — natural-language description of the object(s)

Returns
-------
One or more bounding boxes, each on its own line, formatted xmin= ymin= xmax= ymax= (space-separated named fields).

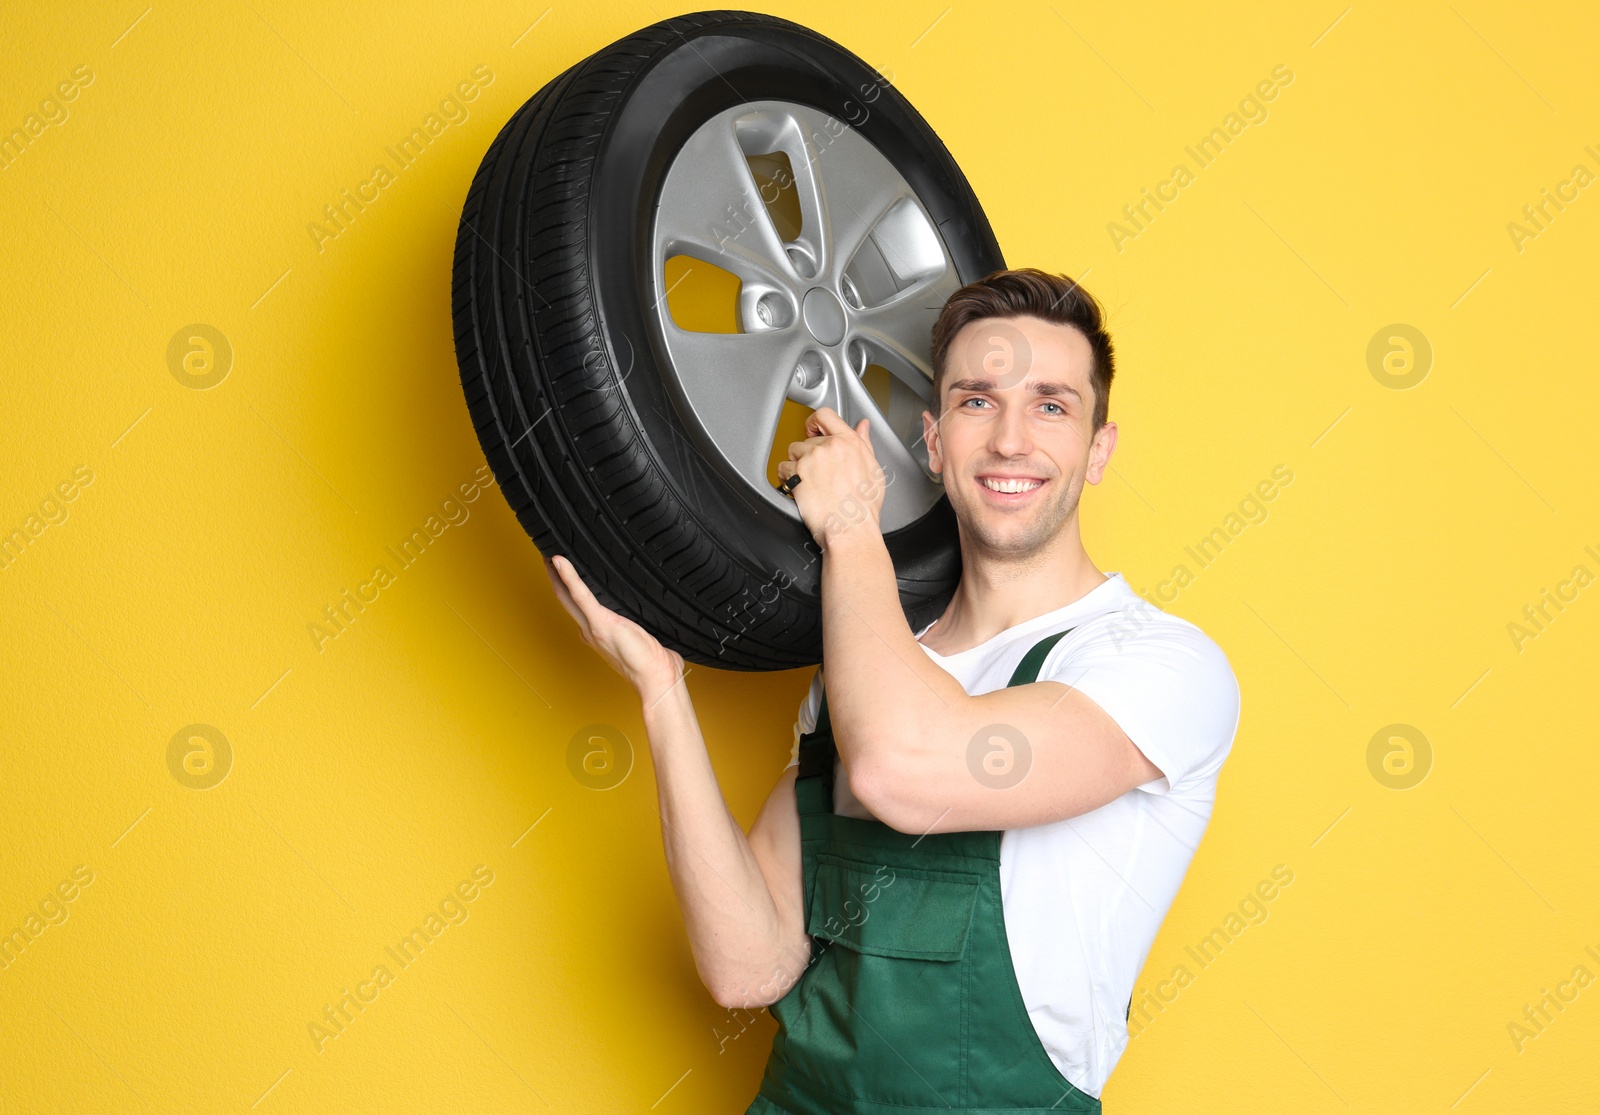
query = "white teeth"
xmin=981 ymin=477 xmax=1042 ymax=494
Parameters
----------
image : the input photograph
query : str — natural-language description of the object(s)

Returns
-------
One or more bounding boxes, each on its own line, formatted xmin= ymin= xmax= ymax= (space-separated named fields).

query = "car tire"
xmin=452 ymin=9 xmax=1004 ymax=670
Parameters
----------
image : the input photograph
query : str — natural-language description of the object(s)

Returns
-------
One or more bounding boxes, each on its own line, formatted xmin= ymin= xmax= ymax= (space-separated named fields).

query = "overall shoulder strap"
xmin=796 ymin=685 xmax=834 ymax=781
xmin=1006 ymin=626 xmax=1077 ymax=687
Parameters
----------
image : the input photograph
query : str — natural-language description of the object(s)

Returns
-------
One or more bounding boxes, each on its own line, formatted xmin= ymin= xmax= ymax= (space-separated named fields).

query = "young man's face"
xmin=921 ymin=314 xmax=1117 ymax=560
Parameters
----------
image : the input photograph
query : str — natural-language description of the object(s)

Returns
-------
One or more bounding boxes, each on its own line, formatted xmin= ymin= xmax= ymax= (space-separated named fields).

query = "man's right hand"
xmin=545 ymin=553 xmax=685 ymax=706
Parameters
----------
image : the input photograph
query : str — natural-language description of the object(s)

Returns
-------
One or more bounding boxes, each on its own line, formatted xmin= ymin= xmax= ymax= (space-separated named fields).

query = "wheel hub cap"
xmin=802 ymin=287 xmax=846 ymax=347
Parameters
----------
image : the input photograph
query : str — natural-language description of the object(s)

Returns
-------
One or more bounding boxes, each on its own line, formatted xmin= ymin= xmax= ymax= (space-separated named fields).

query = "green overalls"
xmin=748 ymin=628 xmax=1102 ymax=1114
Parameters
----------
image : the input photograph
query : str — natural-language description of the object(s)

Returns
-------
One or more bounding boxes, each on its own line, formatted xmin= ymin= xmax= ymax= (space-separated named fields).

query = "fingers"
xmin=801 ymin=408 xmax=873 ymax=444
xmin=555 ymin=555 xmax=618 ymax=628
xmin=857 ymin=418 xmax=882 ymax=467
xmin=783 ymin=410 xmax=877 ymax=479
xmin=543 ymin=558 xmax=586 ymax=629
xmin=551 ymin=555 xmax=596 ymax=611
xmin=545 ymin=555 xmax=595 ymax=641
xmin=806 ymin=406 xmax=852 ymax=437
xmin=788 ymin=424 xmax=874 ymax=458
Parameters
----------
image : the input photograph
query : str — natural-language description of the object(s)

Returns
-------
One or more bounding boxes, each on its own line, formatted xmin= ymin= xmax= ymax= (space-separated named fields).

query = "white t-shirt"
xmin=784 ymin=571 xmax=1240 ymax=1099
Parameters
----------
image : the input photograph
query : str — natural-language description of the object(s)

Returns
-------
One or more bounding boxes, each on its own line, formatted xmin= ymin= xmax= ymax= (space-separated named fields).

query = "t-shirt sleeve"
xmin=1038 ymin=609 xmax=1240 ymax=796
xmin=786 ymin=666 xmax=825 ymax=771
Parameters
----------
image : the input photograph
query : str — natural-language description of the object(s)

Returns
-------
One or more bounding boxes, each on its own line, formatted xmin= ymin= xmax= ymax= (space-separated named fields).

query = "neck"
xmin=920 ymin=513 xmax=1108 ymax=654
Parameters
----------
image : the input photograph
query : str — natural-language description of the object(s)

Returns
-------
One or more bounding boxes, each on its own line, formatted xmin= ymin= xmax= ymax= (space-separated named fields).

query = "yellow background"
xmin=3 ymin=1 xmax=1597 ymax=1111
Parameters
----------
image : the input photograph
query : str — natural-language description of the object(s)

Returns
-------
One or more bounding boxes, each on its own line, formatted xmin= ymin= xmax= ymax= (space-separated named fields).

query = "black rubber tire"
xmin=451 ymin=9 xmax=1005 ymax=670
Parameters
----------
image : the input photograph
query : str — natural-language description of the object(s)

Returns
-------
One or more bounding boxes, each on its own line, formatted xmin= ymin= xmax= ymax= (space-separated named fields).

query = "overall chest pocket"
xmin=784 ymin=853 xmax=986 ymax=1106
xmin=807 ymin=852 xmax=983 ymax=959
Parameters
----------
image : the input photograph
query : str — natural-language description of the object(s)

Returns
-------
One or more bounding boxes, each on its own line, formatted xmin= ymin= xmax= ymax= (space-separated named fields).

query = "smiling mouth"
xmin=977 ymin=475 xmax=1046 ymax=497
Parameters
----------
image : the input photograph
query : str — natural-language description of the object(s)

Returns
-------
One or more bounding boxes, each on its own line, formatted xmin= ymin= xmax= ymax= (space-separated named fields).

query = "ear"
xmin=1084 ymin=420 xmax=1118 ymax=485
xmin=921 ymin=408 xmax=944 ymax=477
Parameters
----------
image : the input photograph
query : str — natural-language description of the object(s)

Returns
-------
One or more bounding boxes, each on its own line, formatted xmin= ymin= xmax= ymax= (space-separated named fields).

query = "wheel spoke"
xmin=654 ymin=116 xmax=796 ymax=290
xmin=791 ymin=110 xmax=911 ymax=281
xmin=850 ymin=258 xmax=963 ymax=392
xmin=837 ymin=364 xmax=944 ymax=533
xmin=658 ymin=323 xmax=808 ymax=489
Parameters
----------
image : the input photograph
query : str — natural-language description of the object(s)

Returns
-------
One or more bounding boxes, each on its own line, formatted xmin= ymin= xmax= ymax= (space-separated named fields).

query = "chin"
xmin=955 ymin=495 xmax=1076 ymax=555
xmin=954 ymin=512 xmax=1037 ymax=553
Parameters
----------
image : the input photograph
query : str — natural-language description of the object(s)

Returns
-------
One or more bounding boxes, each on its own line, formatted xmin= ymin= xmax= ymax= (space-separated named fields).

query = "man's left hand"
xmin=776 ymin=407 xmax=887 ymax=548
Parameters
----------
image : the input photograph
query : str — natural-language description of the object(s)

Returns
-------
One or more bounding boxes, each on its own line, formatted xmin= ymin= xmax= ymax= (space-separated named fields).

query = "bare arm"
xmin=642 ymin=681 xmax=810 ymax=1007
xmin=820 ymin=526 xmax=1161 ymax=833
xmin=545 ymin=555 xmax=809 ymax=1008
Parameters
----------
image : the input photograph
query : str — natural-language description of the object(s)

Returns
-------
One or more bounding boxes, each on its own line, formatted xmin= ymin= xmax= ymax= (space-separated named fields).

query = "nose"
xmin=987 ymin=400 xmax=1035 ymax=459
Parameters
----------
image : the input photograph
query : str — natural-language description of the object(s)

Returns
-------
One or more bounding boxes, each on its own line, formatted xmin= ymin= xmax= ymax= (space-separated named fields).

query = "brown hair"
xmin=930 ymin=268 xmax=1115 ymax=431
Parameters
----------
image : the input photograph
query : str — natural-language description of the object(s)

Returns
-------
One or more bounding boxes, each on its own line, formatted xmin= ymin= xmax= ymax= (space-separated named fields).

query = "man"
xmin=546 ymin=268 xmax=1240 ymax=1112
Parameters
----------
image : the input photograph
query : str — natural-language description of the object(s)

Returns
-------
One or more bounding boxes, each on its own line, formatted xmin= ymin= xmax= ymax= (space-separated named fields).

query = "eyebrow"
xmin=945 ymin=377 xmax=1083 ymax=402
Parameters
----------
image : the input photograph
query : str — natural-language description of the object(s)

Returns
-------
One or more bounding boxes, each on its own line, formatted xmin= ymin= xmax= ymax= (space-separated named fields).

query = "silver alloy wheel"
xmin=650 ymin=99 xmax=964 ymax=534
